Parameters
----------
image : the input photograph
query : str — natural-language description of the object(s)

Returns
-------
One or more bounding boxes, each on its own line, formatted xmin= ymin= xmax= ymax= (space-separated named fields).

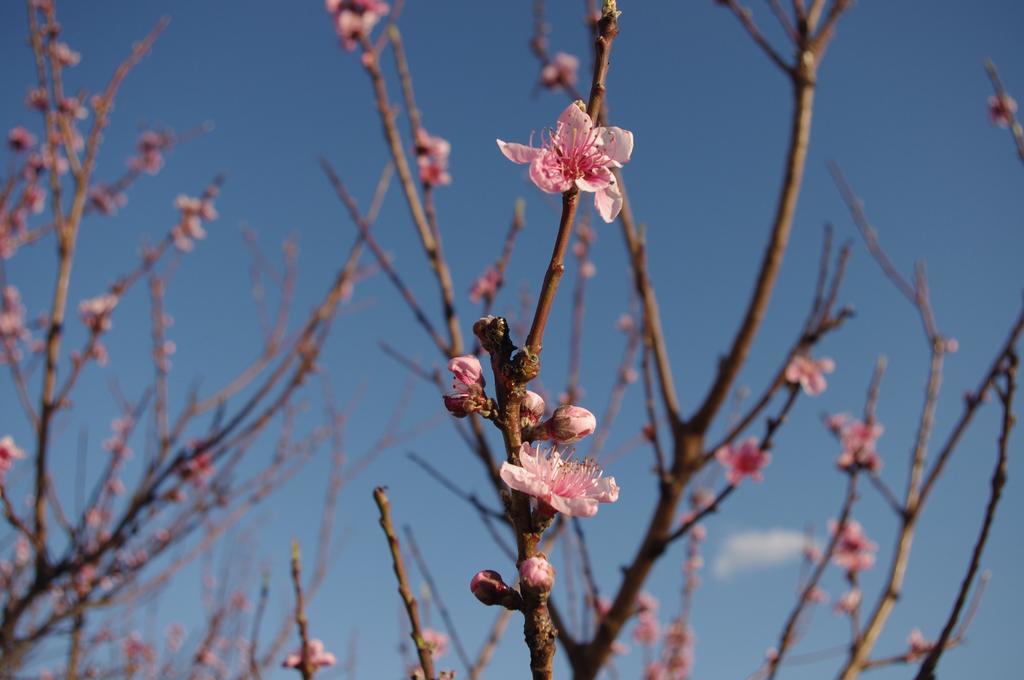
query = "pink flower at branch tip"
xmin=281 ymin=638 xmax=336 ymax=669
xmin=500 ymin=442 xmax=619 ymax=517
xmin=785 ymin=354 xmax=835 ymax=396
xmin=53 ymin=42 xmax=81 ymax=67
xmin=540 ymin=52 xmax=580 ymax=89
xmin=988 ymin=93 xmax=1018 ymax=128
xmin=715 ymin=437 xmax=771 ymax=485
xmin=497 ymin=101 xmax=633 ymax=223
xmin=519 ymin=555 xmax=555 ymax=590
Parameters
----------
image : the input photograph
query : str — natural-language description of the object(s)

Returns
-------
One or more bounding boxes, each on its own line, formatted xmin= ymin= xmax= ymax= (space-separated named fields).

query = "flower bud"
xmin=545 ymin=405 xmax=596 ymax=444
xmin=443 ymin=393 xmax=475 ymax=418
xmin=519 ymin=556 xmax=555 ymax=591
xmin=521 ymin=390 xmax=546 ymax=426
xmin=470 ymin=569 xmax=513 ymax=606
xmin=448 ymin=354 xmax=484 ymax=388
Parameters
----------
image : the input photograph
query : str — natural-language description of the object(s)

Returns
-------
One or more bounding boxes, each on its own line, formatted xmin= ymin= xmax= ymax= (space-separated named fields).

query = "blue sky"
xmin=2 ymin=1 xmax=1023 ymax=678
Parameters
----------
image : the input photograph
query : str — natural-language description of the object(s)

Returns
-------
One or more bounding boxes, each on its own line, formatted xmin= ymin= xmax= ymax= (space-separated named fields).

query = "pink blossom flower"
xmin=178 ymin=452 xmax=214 ymax=487
xmin=422 ymin=628 xmax=449 ymax=660
xmin=8 ymin=127 xmax=37 ymax=152
xmin=326 ymin=0 xmax=390 ymax=51
xmin=715 ymin=437 xmax=771 ymax=485
xmin=122 ymin=633 xmax=155 ymax=665
xmin=988 ymin=93 xmax=1018 ymax=128
xmin=804 ymin=585 xmax=829 ymax=604
xmin=540 ymin=52 xmax=580 ymax=89
xmin=26 ymin=88 xmax=48 ymax=111
xmin=834 ymin=587 xmax=861 ymax=615
xmin=633 ymin=611 xmax=661 ymax=647
xmin=785 ymin=354 xmax=835 ymax=396
xmin=468 ymin=265 xmax=501 ymax=303
xmin=500 ymin=442 xmax=619 ymax=517
xmin=834 ymin=417 xmax=883 ymax=472
xmin=52 ymin=42 xmax=81 ymax=67
xmin=519 ymin=555 xmax=555 ymax=590
xmin=616 ymin=313 xmax=635 ymax=333
xmin=58 ymin=97 xmax=88 ymax=120
xmin=79 ymin=294 xmax=118 ymax=332
xmin=544 ymin=404 xmax=596 ymax=444
xmin=282 ymin=638 xmax=336 ymax=669
xmin=416 ymin=129 xmax=452 ymax=187
xmin=89 ymin=184 xmax=127 ymax=215
xmin=830 ymin=519 xmax=877 ymax=574
xmin=906 ymin=628 xmax=933 ymax=660
xmin=497 ymin=102 xmax=633 ymax=223
xmin=580 ymin=260 xmax=597 ymax=278
xmin=128 ymin=130 xmax=171 ymax=174
xmin=443 ymin=354 xmax=488 ymax=418
xmin=0 ymin=436 xmax=26 ymax=478
xmin=172 ymin=194 xmax=216 ymax=251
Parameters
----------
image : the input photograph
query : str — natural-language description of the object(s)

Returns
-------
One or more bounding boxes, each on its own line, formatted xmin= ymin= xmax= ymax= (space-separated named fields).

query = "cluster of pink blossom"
xmin=128 ymin=129 xmax=173 ymax=175
xmin=988 ymin=93 xmax=1018 ymax=128
xmin=88 ymin=183 xmax=128 ymax=215
xmin=325 ymin=0 xmax=389 ymax=51
xmin=103 ymin=415 xmax=134 ymax=459
xmin=714 ymin=437 xmax=771 ymax=486
xmin=78 ymin=293 xmax=118 ymax=333
xmin=7 ymin=126 xmax=37 ymax=152
xmin=171 ymin=192 xmax=218 ymax=251
xmin=633 ymin=592 xmax=661 ymax=647
xmin=539 ymin=52 xmax=580 ymax=89
xmin=830 ymin=519 xmax=878 ymax=575
xmin=498 ymin=102 xmax=633 ymax=222
xmin=785 ymin=353 xmax=835 ymax=396
xmin=415 ymin=129 xmax=452 ymax=187
xmin=281 ymin=638 xmax=337 ymax=670
xmin=178 ymin=451 xmax=214 ymax=488
xmin=646 ymin=621 xmax=696 ymax=680
xmin=826 ymin=413 xmax=884 ymax=472
xmin=0 ymin=286 xmax=39 ymax=363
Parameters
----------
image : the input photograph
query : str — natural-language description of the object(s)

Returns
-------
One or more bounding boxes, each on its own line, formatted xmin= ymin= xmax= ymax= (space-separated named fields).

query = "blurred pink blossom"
xmin=715 ymin=437 xmax=771 ymax=485
xmin=540 ymin=52 xmax=580 ymax=89
xmin=830 ymin=519 xmax=877 ymax=574
xmin=785 ymin=354 xmax=835 ymax=396
xmin=469 ymin=265 xmax=501 ymax=303
xmin=282 ymin=638 xmax=336 ymax=669
xmin=7 ymin=127 xmax=36 ymax=152
xmin=988 ymin=93 xmax=1018 ymax=128
xmin=416 ymin=129 xmax=452 ymax=187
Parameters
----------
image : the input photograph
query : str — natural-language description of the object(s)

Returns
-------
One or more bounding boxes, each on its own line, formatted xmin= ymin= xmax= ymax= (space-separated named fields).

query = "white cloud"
xmin=712 ymin=528 xmax=814 ymax=580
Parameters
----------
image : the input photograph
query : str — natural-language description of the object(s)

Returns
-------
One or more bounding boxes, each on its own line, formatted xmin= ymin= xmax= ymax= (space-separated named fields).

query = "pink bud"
xmin=519 ymin=556 xmax=555 ymax=591
xmin=448 ymin=354 xmax=484 ymax=388
xmin=544 ymin=405 xmax=596 ymax=444
xmin=443 ymin=392 xmax=474 ymax=418
xmin=470 ymin=570 xmax=508 ymax=603
xmin=521 ymin=390 xmax=546 ymax=426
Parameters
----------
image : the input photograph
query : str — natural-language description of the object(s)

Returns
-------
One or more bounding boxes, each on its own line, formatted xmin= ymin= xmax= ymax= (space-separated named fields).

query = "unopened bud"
xmin=521 ymin=390 xmax=546 ymax=426
xmin=545 ymin=405 xmax=596 ymax=444
xmin=519 ymin=556 xmax=555 ymax=591
xmin=470 ymin=569 xmax=521 ymax=609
